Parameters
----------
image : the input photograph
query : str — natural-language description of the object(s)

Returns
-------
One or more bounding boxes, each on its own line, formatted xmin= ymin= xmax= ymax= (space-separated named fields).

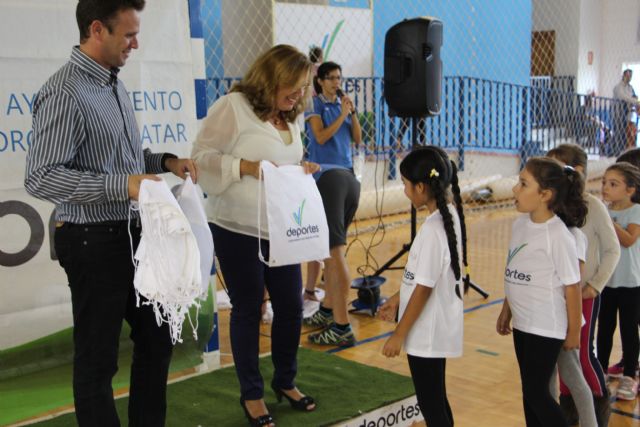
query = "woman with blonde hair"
xmin=192 ymin=44 xmax=320 ymax=426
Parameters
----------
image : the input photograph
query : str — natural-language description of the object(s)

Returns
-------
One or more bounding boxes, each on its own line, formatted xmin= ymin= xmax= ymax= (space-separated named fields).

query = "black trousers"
xmin=55 ymin=221 xmax=173 ymax=427
xmin=597 ymin=286 xmax=640 ymax=377
xmin=407 ymin=355 xmax=453 ymax=427
xmin=211 ymin=223 xmax=303 ymax=400
xmin=513 ymin=329 xmax=566 ymax=427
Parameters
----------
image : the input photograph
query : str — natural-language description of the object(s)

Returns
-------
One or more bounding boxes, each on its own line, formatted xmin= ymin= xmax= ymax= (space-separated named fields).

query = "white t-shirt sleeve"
xmin=551 ymin=227 xmax=581 ymax=286
xmin=570 ymin=227 xmax=588 ymax=262
xmin=629 ymin=204 xmax=640 ymax=225
xmin=412 ymin=224 xmax=449 ymax=288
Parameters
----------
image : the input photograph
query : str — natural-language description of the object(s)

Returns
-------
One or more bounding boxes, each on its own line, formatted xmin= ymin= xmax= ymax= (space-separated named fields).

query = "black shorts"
xmin=316 ymin=168 xmax=361 ymax=249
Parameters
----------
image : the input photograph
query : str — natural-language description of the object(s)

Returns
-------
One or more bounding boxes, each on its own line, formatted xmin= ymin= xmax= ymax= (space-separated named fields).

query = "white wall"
xmin=576 ymin=0 xmax=602 ymax=94
xmin=532 ymin=0 xmax=580 ymax=77
xmin=221 ymin=0 xmax=272 ymax=77
xmin=600 ymin=0 xmax=640 ymax=98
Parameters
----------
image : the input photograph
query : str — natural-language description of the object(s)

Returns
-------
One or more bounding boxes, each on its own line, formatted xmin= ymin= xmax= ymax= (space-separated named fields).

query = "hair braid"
xmin=449 ymin=161 xmax=470 ymax=293
xmin=432 ymin=178 xmax=462 ymax=299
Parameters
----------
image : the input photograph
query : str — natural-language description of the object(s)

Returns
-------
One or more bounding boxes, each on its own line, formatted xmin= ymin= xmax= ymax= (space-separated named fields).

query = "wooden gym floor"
xmin=216 ymin=206 xmax=640 ymax=426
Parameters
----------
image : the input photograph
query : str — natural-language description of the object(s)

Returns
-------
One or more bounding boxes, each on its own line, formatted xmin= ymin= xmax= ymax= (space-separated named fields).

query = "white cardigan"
xmin=192 ymin=92 xmax=303 ymax=238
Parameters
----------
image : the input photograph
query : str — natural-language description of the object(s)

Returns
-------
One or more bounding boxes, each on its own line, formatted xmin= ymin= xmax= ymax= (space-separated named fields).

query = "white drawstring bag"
xmin=173 ymin=176 xmax=213 ymax=298
xmin=257 ymin=161 xmax=330 ymax=266
xmin=133 ymin=179 xmax=203 ymax=344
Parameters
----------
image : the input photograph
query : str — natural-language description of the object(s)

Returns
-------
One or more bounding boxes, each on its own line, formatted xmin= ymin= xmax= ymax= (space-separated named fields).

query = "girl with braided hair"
xmin=497 ymin=157 xmax=587 ymax=427
xmin=378 ymin=145 xmax=470 ymax=427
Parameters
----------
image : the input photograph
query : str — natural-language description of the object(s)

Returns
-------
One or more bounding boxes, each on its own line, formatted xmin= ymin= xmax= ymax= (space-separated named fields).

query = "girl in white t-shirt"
xmin=597 ymin=161 xmax=640 ymax=400
xmin=378 ymin=146 xmax=470 ymax=427
xmin=497 ymin=157 xmax=586 ymax=427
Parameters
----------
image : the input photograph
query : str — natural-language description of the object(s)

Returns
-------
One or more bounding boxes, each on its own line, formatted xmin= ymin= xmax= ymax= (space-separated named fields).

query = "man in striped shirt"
xmin=24 ymin=1 xmax=197 ymax=425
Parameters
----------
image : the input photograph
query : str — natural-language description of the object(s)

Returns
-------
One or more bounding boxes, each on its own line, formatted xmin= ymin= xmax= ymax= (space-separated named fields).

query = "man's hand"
xmin=165 ymin=158 xmax=198 ymax=183
xmin=128 ymin=174 xmax=161 ymax=201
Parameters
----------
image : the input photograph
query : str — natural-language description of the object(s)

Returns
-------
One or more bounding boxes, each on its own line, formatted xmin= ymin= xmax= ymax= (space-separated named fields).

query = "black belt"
xmin=66 ymin=220 xmax=140 ymax=229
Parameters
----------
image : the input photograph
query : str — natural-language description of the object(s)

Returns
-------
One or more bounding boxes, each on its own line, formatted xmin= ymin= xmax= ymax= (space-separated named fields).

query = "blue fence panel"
xmin=205 ymin=75 xmax=629 ymax=164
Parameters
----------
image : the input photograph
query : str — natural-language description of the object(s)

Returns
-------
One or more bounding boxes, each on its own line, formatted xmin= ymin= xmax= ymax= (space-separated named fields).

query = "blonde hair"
xmin=231 ymin=44 xmax=311 ymax=123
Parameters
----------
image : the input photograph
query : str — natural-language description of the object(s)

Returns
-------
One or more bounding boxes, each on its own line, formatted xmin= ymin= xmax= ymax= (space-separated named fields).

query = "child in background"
xmin=547 ymin=144 xmax=617 ymax=427
xmin=378 ymin=146 xmax=470 ymax=427
xmin=597 ymin=162 xmax=640 ymax=400
xmin=497 ymin=157 xmax=586 ymax=426
xmin=606 ymin=148 xmax=640 ymax=381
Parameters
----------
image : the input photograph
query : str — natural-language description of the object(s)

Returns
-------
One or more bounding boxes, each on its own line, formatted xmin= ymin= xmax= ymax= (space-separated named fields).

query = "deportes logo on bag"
xmin=287 ymin=199 xmax=320 ymax=240
xmin=292 ymin=199 xmax=305 ymax=226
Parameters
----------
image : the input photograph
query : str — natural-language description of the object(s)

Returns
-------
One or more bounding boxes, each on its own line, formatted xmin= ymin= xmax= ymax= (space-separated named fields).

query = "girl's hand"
xmin=496 ymin=307 xmax=512 ymax=336
xmin=563 ymin=329 xmax=580 ymax=351
xmin=377 ymin=293 xmax=400 ymax=322
xmin=381 ymin=332 xmax=403 ymax=358
xmin=301 ymin=161 xmax=321 ymax=175
xmin=581 ymin=284 xmax=599 ymax=299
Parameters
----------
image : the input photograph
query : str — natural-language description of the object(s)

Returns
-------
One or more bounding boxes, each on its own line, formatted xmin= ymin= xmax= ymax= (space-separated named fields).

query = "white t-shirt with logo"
xmin=399 ymin=205 xmax=463 ymax=358
xmin=504 ymin=215 xmax=581 ymax=340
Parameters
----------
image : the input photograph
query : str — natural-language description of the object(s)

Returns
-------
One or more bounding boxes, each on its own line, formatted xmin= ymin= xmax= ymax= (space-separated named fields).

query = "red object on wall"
xmin=588 ymin=51 xmax=593 ymax=65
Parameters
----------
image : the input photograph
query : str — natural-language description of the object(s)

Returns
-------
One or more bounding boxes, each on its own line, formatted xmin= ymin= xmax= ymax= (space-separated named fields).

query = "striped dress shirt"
xmin=25 ymin=46 xmax=167 ymax=223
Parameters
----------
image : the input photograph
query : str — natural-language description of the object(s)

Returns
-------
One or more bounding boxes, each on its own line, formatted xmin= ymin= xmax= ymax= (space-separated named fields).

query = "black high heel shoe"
xmin=270 ymin=381 xmax=316 ymax=412
xmin=240 ymin=398 xmax=274 ymax=426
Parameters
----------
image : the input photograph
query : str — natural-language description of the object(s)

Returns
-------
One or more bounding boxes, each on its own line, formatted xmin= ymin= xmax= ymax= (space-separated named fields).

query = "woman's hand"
xmin=341 ymin=96 xmax=355 ymax=117
xmin=377 ymin=293 xmax=400 ymax=322
xmin=240 ymin=159 xmax=261 ymax=179
xmin=301 ymin=161 xmax=321 ymax=175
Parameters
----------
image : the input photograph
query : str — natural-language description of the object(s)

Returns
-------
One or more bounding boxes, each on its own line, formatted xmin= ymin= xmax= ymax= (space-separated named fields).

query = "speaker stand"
xmin=368 ymin=117 xmax=489 ymax=299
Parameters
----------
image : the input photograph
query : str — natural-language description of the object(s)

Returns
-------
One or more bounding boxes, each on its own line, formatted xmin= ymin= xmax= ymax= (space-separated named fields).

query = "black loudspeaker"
xmin=384 ymin=17 xmax=443 ymax=118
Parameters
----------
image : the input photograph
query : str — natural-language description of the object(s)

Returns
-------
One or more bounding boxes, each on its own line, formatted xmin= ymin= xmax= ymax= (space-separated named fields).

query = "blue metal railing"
xmin=205 ymin=75 xmax=631 ymax=168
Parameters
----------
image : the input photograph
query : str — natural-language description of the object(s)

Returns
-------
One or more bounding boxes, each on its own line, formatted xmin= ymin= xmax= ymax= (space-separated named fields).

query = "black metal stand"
xmin=370 ymin=116 xmax=489 ymax=299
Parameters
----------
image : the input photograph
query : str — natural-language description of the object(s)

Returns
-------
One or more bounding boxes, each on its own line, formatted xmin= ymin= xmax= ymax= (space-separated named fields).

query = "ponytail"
xmin=449 ymin=161 xmax=471 ymax=293
xmin=525 ymin=157 xmax=587 ymax=228
xmin=558 ymin=166 xmax=588 ymax=227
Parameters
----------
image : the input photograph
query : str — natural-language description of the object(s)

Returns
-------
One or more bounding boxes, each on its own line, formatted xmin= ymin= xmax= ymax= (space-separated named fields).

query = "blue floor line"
xmin=611 ymin=407 xmax=640 ymax=420
xmin=325 ymin=296 xmax=640 ymax=421
xmin=327 ymin=298 xmax=505 ymax=355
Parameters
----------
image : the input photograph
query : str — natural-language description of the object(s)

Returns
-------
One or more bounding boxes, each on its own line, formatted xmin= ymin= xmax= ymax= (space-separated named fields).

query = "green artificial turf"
xmin=28 ymin=347 xmax=415 ymax=427
xmin=1 ymin=290 xmax=215 ymax=426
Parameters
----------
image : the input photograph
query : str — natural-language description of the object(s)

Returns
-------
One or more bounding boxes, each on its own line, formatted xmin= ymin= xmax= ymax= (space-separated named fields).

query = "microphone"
xmin=336 ymin=88 xmax=355 ymax=115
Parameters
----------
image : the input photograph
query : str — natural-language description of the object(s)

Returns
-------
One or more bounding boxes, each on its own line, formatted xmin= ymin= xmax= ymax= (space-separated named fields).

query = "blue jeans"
xmin=211 ymin=223 xmax=303 ymax=400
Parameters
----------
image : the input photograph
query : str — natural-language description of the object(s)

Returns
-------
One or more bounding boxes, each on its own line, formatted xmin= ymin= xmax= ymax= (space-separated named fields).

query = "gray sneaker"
xmin=303 ymin=309 xmax=333 ymax=327
xmin=616 ymin=376 xmax=638 ymax=400
xmin=308 ymin=324 xmax=356 ymax=347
